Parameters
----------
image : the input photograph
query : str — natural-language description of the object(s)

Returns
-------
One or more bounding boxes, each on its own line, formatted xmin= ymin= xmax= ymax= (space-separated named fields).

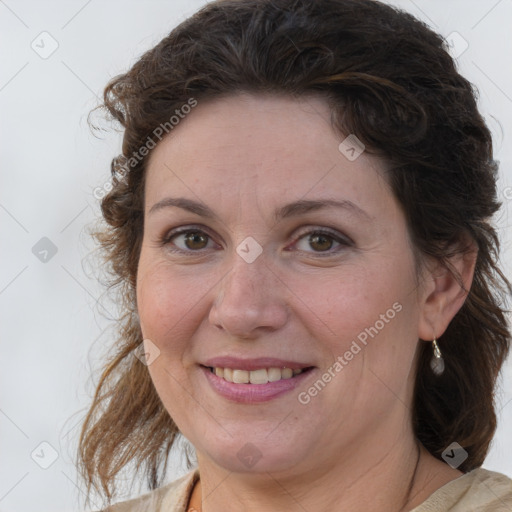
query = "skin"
xmin=136 ymin=93 xmax=477 ymax=512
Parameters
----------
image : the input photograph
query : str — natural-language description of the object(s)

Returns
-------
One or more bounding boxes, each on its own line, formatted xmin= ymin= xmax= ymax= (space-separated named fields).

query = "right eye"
xmin=161 ymin=227 xmax=219 ymax=253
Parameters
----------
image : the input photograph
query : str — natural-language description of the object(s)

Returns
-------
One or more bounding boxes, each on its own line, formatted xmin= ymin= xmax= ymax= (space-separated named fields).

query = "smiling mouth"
xmin=202 ymin=365 xmax=314 ymax=384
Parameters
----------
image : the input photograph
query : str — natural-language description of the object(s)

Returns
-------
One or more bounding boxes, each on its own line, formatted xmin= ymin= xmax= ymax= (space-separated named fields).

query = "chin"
xmin=199 ymin=437 xmax=306 ymax=474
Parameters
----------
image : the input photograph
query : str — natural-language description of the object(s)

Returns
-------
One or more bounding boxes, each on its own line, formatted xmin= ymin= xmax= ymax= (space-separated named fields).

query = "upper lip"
xmin=201 ymin=356 xmax=314 ymax=371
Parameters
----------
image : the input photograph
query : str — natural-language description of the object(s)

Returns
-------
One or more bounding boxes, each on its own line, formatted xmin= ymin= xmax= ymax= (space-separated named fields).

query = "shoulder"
xmin=413 ymin=467 xmax=512 ymax=511
xmin=99 ymin=469 xmax=199 ymax=512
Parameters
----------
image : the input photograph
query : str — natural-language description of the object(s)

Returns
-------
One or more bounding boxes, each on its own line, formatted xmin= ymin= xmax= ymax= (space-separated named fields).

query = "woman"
xmin=78 ymin=0 xmax=512 ymax=510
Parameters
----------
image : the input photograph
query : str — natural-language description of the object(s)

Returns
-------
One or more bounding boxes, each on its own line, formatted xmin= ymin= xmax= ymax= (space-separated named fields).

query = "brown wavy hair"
xmin=78 ymin=0 xmax=512 ymax=505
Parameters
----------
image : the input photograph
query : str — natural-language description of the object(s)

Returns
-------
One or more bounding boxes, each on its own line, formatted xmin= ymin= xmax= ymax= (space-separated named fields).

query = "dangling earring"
xmin=430 ymin=337 xmax=445 ymax=376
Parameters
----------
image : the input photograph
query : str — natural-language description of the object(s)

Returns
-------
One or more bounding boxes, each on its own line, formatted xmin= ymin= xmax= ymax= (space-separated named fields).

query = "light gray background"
xmin=1 ymin=1 xmax=511 ymax=511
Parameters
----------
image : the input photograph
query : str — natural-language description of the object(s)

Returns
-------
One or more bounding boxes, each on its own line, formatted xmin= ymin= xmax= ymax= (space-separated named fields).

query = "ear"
xmin=417 ymin=235 xmax=478 ymax=341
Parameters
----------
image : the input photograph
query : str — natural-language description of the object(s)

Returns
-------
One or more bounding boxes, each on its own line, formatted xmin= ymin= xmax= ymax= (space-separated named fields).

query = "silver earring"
xmin=430 ymin=337 xmax=445 ymax=376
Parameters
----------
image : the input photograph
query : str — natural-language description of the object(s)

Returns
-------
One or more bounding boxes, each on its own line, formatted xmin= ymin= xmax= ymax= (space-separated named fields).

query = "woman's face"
xmin=137 ymin=93 xmax=428 ymax=475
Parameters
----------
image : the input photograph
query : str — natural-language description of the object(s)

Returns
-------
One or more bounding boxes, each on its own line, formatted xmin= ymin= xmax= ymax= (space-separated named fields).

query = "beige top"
xmin=102 ymin=467 xmax=512 ymax=511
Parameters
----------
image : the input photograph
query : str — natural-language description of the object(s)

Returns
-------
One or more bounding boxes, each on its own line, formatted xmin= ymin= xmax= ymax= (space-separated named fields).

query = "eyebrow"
xmin=148 ymin=197 xmax=371 ymax=221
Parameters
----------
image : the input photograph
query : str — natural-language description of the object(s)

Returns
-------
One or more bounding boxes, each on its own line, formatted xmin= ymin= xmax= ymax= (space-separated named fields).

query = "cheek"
xmin=137 ymin=260 xmax=194 ymax=342
xmin=286 ymin=258 xmax=417 ymax=370
xmin=136 ymin=256 xmax=223 ymax=351
xmin=136 ymin=262 xmax=206 ymax=421
xmin=284 ymin=264 xmax=389 ymax=333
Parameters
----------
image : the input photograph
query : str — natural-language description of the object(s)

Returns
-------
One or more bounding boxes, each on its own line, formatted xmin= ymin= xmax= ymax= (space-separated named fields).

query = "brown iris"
xmin=308 ymin=233 xmax=334 ymax=252
xmin=184 ymin=231 xmax=209 ymax=250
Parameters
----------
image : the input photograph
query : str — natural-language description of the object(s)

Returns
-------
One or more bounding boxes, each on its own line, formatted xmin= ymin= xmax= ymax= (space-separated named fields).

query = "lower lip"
xmin=200 ymin=366 xmax=315 ymax=403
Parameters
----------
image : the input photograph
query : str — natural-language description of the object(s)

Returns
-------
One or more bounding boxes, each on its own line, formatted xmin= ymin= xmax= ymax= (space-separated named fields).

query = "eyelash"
xmin=159 ymin=225 xmax=351 ymax=256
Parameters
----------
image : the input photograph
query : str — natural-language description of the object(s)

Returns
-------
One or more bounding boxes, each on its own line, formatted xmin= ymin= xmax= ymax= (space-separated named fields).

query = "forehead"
xmin=144 ymin=93 xmax=393 ymax=218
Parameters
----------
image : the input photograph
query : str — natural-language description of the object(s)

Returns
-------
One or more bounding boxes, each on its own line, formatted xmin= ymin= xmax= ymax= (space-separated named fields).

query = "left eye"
xmin=293 ymin=230 xmax=348 ymax=253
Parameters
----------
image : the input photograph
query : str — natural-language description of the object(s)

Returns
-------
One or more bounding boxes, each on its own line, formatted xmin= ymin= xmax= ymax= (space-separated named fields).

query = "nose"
xmin=208 ymin=253 xmax=289 ymax=339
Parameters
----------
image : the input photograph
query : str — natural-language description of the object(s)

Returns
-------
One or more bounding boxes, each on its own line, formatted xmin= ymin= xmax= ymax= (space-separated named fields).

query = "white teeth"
xmin=267 ymin=367 xmax=282 ymax=382
xmin=249 ymin=368 xmax=268 ymax=384
xmin=281 ymin=368 xmax=293 ymax=379
xmin=210 ymin=366 xmax=305 ymax=384
xmin=233 ymin=370 xmax=249 ymax=384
